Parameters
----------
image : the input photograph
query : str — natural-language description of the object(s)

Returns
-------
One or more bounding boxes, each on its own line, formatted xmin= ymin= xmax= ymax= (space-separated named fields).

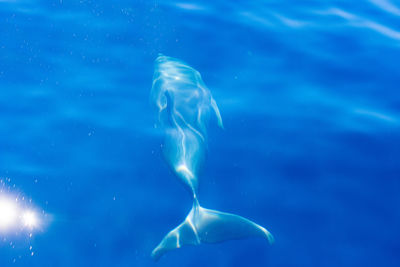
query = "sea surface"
xmin=0 ymin=0 xmax=399 ymax=266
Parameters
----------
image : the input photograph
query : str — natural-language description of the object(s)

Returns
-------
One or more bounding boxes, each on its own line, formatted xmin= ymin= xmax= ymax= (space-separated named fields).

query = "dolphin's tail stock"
xmin=151 ymin=199 xmax=274 ymax=261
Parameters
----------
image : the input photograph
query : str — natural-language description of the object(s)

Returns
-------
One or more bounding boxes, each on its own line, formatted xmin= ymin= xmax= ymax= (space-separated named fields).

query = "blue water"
xmin=1 ymin=0 xmax=399 ymax=266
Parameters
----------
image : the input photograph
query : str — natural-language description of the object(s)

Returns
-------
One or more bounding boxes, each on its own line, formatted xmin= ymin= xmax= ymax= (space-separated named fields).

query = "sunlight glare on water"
xmin=0 ymin=197 xmax=18 ymax=231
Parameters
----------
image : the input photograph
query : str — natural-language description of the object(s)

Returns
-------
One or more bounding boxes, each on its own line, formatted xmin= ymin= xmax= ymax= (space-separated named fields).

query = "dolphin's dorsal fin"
xmin=210 ymin=97 xmax=224 ymax=129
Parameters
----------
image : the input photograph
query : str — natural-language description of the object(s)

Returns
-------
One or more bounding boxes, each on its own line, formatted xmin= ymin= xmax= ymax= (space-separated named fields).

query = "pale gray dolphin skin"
xmin=150 ymin=54 xmax=273 ymax=260
xmin=151 ymin=54 xmax=223 ymax=197
xmin=151 ymin=199 xmax=274 ymax=261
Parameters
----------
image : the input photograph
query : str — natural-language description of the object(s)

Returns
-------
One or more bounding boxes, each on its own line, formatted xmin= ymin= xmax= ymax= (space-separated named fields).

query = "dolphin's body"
xmin=151 ymin=55 xmax=223 ymax=197
xmin=150 ymin=54 xmax=273 ymax=260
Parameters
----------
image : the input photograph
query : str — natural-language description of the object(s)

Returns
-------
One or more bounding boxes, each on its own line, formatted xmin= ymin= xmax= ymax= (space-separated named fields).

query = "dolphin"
xmin=150 ymin=54 xmax=273 ymax=260
xmin=151 ymin=54 xmax=223 ymax=197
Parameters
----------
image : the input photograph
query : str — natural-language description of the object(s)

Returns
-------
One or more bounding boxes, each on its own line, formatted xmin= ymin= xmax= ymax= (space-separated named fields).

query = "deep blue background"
xmin=1 ymin=0 xmax=400 ymax=266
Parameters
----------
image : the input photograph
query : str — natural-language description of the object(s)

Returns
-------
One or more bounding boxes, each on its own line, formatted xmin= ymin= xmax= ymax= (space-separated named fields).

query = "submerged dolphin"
xmin=150 ymin=54 xmax=273 ymax=260
xmin=151 ymin=54 xmax=223 ymax=197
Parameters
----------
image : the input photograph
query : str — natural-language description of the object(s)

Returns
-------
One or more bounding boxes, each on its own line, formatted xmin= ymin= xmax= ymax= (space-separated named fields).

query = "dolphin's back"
xmin=151 ymin=55 xmax=220 ymax=135
xmin=150 ymin=54 xmax=223 ymax=196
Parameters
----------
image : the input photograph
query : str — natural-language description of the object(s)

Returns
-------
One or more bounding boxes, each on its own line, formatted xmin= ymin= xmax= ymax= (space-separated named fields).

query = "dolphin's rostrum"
xmin=150 ymin=54 xmax=273 ymax=260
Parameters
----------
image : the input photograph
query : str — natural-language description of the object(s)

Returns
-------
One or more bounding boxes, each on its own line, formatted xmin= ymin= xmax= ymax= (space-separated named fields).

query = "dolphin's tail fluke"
xmin=151 ymin=200 xmax=273 ymax=261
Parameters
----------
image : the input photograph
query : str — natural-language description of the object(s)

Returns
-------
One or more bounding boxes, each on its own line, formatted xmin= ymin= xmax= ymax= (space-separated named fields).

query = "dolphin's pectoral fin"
xmin=210 ymin=97 xmax=224 ymax=129
xmin=151 ymin=216 xmax=200 ymax=261
xmin=195 ymin=206 xmax=274 ymax=244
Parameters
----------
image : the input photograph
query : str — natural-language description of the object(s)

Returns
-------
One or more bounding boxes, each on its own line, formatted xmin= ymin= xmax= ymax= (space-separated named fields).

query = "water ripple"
xmin=369 ymin=0 xmax=400 ymax=16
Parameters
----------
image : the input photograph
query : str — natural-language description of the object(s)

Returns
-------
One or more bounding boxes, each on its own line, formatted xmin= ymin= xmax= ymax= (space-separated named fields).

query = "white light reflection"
xmin=22 ymin=211 xmax=38 ymax=229
xmin=0 ymin=194 xmax=42 ymax=234
xmin=0 ymin=198 xmax=18 ymax=231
